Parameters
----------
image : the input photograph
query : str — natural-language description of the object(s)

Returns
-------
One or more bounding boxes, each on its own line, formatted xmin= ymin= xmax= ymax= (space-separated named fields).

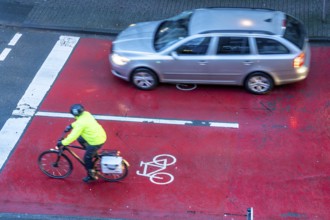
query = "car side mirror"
xmin=171 ymin=51 xmax=179 ymax=59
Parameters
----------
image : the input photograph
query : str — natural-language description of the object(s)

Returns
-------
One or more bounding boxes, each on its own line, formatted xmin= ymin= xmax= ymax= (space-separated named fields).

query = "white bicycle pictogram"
xmin=136 ymin=154 xmax=176 ymax=185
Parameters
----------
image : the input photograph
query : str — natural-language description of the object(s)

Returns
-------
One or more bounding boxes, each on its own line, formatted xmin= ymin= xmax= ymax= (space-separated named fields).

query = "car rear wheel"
xmin=131 ymin=68 xmax=158 ymax=90
xmin=245 ymin=72 xmax=274 ymax=95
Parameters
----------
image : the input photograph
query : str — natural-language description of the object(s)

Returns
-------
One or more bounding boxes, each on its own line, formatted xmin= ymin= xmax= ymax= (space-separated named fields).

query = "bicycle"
xmin=38 ymin=132 xmax=129 ymax=182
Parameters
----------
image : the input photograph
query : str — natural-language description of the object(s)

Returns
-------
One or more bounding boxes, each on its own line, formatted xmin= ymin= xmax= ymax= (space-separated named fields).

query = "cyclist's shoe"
xmin=83 ymin=169 xmax=98 ymax=183
xmin=83 ymin=175 xmax=98 ymax=182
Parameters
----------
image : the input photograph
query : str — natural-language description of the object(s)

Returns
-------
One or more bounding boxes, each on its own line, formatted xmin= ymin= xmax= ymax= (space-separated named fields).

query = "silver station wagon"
xmin=110 ymin=8 xmax=311 ymax=94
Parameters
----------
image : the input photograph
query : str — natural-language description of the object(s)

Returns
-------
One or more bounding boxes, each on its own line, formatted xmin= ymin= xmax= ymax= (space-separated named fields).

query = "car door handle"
xmin=198 ymin=61 xmax=208 ymax=65
xmin=243 ymin=61 xmax=253 ymax=65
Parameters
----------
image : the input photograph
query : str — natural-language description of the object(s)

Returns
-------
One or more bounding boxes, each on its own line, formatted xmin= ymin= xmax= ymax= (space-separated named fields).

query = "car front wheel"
xmin=131 ymin=68 xmax=158 ymax=90
xmin=245 ymin=72 xmax=274 ymax=95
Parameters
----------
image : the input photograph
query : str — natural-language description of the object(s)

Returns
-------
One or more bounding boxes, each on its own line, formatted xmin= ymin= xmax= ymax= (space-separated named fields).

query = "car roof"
xmin=189 ymin=8 xmax=285 ymax=36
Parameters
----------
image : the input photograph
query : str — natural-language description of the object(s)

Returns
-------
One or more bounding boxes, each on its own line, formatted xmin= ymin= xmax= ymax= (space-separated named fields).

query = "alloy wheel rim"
xmin=248 ymin=76 xmax=270 ymax=93
xmin=134 ymin=72 xmax=155 ymax=89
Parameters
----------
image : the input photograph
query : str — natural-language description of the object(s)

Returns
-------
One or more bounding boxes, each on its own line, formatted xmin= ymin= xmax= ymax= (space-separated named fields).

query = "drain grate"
xmin=176 ymin=83 xmax=197 ymax=91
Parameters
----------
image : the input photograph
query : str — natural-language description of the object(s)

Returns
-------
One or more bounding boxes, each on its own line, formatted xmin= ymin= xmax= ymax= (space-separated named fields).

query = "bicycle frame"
xmin=54 ymin=145 xmax=118 ymax=168
xmin=55 ymin=144 xmax=86 ymax=167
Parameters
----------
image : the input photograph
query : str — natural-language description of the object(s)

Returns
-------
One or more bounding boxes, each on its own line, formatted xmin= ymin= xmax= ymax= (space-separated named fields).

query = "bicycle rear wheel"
xmin=95 ymin=156 xmax=128 ymax=182
xmin=38 ymin=150 xmax=73 ymax=178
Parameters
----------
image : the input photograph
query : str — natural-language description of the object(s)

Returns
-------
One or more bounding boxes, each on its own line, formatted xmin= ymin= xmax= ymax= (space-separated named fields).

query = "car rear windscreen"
xmin=283 ymin=15 xmax=307 ymax=49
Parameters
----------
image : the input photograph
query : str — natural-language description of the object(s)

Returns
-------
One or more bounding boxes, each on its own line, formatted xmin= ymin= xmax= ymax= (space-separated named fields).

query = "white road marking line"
xmin=210 ymin=122 xmax=239 ymax=128
xmin=0 ymin=48 xmax=12 ymax=61
xmin=35 ymin=111 xmax=239 ymax=128
xmin=8 ymin=33 xmax=22 ymax=46
xmin=12 ymin=36 xmax=80 ymax=117
xmin=0 ymin=36 xmax=79 ymax=170
xmin=0 ymin=118 xmax=30 ymax=167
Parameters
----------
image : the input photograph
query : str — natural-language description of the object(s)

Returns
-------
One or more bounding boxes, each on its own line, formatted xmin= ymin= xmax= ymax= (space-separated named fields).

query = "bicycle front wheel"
xmin=95 ymin=157 xmax=128 ymax=182
xmin=38 ymin=150 xmax=73 ymax=178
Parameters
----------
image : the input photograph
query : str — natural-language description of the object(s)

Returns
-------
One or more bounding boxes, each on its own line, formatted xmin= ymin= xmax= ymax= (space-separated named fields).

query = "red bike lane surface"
xmin=0 ymin=38 xmax=329 ymax=219
xmin=0 ymin=117 xmax=237 ymax=220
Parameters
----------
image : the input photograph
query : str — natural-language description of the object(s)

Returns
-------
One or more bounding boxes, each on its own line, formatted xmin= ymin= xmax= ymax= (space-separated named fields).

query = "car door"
xmin=206 ymin=36 xmax=255 ymax=85
xmin=158 ymin=37 xmax=211 ymax=83
xmin=254 ymin=37 xmax=294 ymax=74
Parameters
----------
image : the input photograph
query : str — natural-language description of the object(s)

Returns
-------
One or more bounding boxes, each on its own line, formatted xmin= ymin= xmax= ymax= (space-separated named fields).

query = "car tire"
xmin=131 ymin=68 xmax=158 ymax=90
xmin=244 ymin=72 xmax=274 ymax=95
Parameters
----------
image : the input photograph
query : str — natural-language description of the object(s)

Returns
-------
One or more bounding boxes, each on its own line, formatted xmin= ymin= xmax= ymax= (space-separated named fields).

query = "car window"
xmin=154 ymin=11 xmax=192 ymax=52
xmin=175 ymin=37 xmax=211 ymax=55
xmin=256 ymin=38 xmax=290 ymax=54
xmin=217 ymin=37 xmax=250 ymax=55
xmin=283 ymin=15 xmax=306 ymax=50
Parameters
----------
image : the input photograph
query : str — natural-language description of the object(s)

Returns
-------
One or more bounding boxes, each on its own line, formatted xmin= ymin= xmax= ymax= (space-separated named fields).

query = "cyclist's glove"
xmin=64 ymin=125 xmax=72 ymax=132
xmin=57 ymin=140 xmax=63 ymax=147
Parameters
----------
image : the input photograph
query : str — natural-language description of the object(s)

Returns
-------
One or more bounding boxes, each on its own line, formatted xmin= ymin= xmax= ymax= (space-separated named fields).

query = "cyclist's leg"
xmin=77 ymin=136 xmax=88 ymax=148
xmin=84 ymin=145 xmax=102 ymax=169
xmin=83 ymin=144 xmax=103 ymax=182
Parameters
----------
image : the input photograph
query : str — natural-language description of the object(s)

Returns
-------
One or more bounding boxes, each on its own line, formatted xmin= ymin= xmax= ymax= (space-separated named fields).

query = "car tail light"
xmin=293 ymin=53 xmax=305 ymax=68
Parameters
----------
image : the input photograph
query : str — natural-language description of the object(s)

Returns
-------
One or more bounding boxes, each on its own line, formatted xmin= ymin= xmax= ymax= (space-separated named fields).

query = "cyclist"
xmin=57 ymin=104 xmax=107 ymax=182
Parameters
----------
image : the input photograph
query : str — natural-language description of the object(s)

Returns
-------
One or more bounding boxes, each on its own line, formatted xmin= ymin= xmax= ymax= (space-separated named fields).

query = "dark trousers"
xmin=77 ymin=136 xmax=103 ymax=171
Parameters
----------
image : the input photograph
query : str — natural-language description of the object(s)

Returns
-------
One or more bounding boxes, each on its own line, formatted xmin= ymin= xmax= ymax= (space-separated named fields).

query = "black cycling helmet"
xmin=70 ymin=104 xmax=85 ymax=116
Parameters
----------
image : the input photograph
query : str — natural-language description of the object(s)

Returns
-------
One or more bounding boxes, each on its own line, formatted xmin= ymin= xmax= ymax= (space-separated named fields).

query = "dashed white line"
xmin=0 ymin=48 xmax=12 ymax=61
xmin=8 ymin=33 xmax=22 ymax=46
xmin=0 ymin=32 xmax=23 ymax=61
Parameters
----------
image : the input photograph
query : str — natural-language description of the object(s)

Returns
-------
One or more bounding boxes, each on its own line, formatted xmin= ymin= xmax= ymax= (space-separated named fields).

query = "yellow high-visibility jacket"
xmin=62 ymin=111 xmax=107 ymax=146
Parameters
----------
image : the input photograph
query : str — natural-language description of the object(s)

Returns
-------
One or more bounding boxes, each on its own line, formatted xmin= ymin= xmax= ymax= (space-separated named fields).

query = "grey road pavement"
xmin=0 ymin=0 xmax=329 ymax=40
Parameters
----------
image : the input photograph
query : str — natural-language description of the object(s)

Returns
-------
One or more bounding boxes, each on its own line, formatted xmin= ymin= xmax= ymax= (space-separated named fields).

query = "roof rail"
xmin=200 ymin=7 xmax=276 ymax=11
xmin=199 ymin=30 xmax=275 ymax=35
